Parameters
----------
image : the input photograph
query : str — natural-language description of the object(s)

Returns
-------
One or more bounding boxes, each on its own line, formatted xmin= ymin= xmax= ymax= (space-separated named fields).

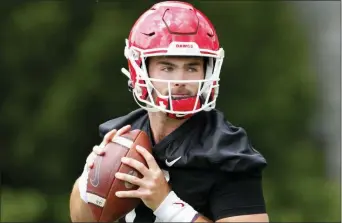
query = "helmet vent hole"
xmin=141 ymin=32 xmax=155 ymax=37
xmin=207 ymin=32 xmax=214 ymax=38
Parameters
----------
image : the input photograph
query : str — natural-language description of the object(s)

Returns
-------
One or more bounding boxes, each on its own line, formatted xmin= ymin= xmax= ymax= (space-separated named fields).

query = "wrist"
xmin=151 ymin=185 xmax=171 ymax=211
xmin=153 ymin=191 xmax=198 ymax=222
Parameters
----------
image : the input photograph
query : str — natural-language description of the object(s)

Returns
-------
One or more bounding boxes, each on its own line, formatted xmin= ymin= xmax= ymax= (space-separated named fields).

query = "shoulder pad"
xmin=203 ymin=110 xmax=267 ymax=174
xmin=99 ymin=108 xmax=147 ymax=137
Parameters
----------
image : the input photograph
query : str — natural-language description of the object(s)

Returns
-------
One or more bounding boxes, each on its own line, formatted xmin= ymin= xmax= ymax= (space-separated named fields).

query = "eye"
xmin=187 ymin=67 xmax=198 ymax=72
xmin=161 ymin=66 xmax=173 ymax=72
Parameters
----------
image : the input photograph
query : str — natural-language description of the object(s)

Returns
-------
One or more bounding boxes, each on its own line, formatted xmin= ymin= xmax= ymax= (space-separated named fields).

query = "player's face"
xmin=147 ymin=56 xmax=205 ymax=99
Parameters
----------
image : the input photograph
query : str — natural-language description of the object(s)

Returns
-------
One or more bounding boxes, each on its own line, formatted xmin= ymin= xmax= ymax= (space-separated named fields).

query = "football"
xmin=86 ymin=129 xmax=152 ymax=222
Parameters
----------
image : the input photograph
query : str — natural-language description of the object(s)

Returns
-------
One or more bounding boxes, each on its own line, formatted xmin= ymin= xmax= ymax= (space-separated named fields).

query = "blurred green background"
xmin=1 ymin=1 xmax=340 ymax=222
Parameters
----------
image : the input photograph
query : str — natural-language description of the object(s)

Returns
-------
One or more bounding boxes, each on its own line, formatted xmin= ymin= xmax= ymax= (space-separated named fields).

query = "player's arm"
xmin=190 ymin=213 xmax=269 ymax=223
xmin=209 ymin=172 xmax=269 ymax=223
xmin=192 ymin=213 xmax=268 ymax=222
xmin=189 ymin=172 xmax=269 ymax=223
xmin=69 ymin=177 xmax=95 ymax=222
xmin=168 ymin=211 xmax=268 ymax=222
xmin=217 ymin=213 xmax=269 ymax=222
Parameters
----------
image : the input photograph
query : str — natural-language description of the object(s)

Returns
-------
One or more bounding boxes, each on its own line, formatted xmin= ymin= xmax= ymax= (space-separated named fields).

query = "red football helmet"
xmin=121 ymin=1 xmax=224 ymax=118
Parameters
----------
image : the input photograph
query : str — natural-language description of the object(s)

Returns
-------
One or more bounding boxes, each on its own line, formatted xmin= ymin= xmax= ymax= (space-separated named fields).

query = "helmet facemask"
xmin=122 ymin=39 xmax=224 ymax=118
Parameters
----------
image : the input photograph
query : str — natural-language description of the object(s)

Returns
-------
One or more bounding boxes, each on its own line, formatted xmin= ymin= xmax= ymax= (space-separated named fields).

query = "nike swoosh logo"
xmin=173 ymin=202 xmax=185 ymax=207
xmin=175 ymin=113 xmax=186 ymax=118
xmin=90 ymin=156 xmax=103 ymax=187
xmin=165 ymin=156 xmax=182 ymax=167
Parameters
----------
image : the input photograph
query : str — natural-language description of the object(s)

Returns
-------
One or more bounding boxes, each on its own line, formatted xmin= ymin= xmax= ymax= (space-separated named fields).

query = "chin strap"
xmin=155 ymin=95 xmax=203 ymax=119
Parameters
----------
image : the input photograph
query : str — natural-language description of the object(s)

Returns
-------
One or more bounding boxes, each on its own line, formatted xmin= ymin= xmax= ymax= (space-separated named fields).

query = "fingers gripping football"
xmin=115 ymin=145 xmax=171 ymax=211
xmin=86 ymin=125 xmax=132 ymax=169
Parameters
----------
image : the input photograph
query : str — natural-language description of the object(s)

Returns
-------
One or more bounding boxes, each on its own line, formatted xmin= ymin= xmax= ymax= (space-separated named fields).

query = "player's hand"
xmin=114 ymin=145 xmax=171 ymax=211
xmin=86 ymin=125 xmax=132 ymax=169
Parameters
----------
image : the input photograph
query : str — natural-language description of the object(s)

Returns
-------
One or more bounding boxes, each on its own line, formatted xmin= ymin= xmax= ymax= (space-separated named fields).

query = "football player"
xmin=70 ymin=1 xmax=269 ymax=222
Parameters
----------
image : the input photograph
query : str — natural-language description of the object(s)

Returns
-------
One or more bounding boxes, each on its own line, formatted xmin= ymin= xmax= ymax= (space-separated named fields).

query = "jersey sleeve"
xmin=209 ymin=171 xmax=267 ymax=221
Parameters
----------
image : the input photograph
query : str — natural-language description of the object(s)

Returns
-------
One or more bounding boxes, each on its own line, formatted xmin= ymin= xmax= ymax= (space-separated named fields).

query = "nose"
xmin=173 ymin=82 xmax=185 ymax=87
xmin=172 ymin=70 xmax=186 ymax=87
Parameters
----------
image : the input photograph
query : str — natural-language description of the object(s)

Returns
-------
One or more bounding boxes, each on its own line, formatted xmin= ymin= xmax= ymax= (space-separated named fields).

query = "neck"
xmin=148 ymin=111 xmax=188 ymax=144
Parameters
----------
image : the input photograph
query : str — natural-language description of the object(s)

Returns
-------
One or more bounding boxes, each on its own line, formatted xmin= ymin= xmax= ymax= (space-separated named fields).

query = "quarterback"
xmin=69 ymin=1 xmax=269 ymax=222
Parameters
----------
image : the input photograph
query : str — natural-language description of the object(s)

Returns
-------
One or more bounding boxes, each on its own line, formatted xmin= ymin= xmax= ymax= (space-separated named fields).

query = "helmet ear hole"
xmin=203 ymin=57 xmax=209 ymax=74
xmin=128 ymin=80 xmax=133 ymax=92
xmin=144 ymin=58 xmax=150 ymax=74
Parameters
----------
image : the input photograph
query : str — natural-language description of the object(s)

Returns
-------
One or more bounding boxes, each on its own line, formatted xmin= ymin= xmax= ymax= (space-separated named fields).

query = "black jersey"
xmin=99 ymin=108 xmax=267 ymax=222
